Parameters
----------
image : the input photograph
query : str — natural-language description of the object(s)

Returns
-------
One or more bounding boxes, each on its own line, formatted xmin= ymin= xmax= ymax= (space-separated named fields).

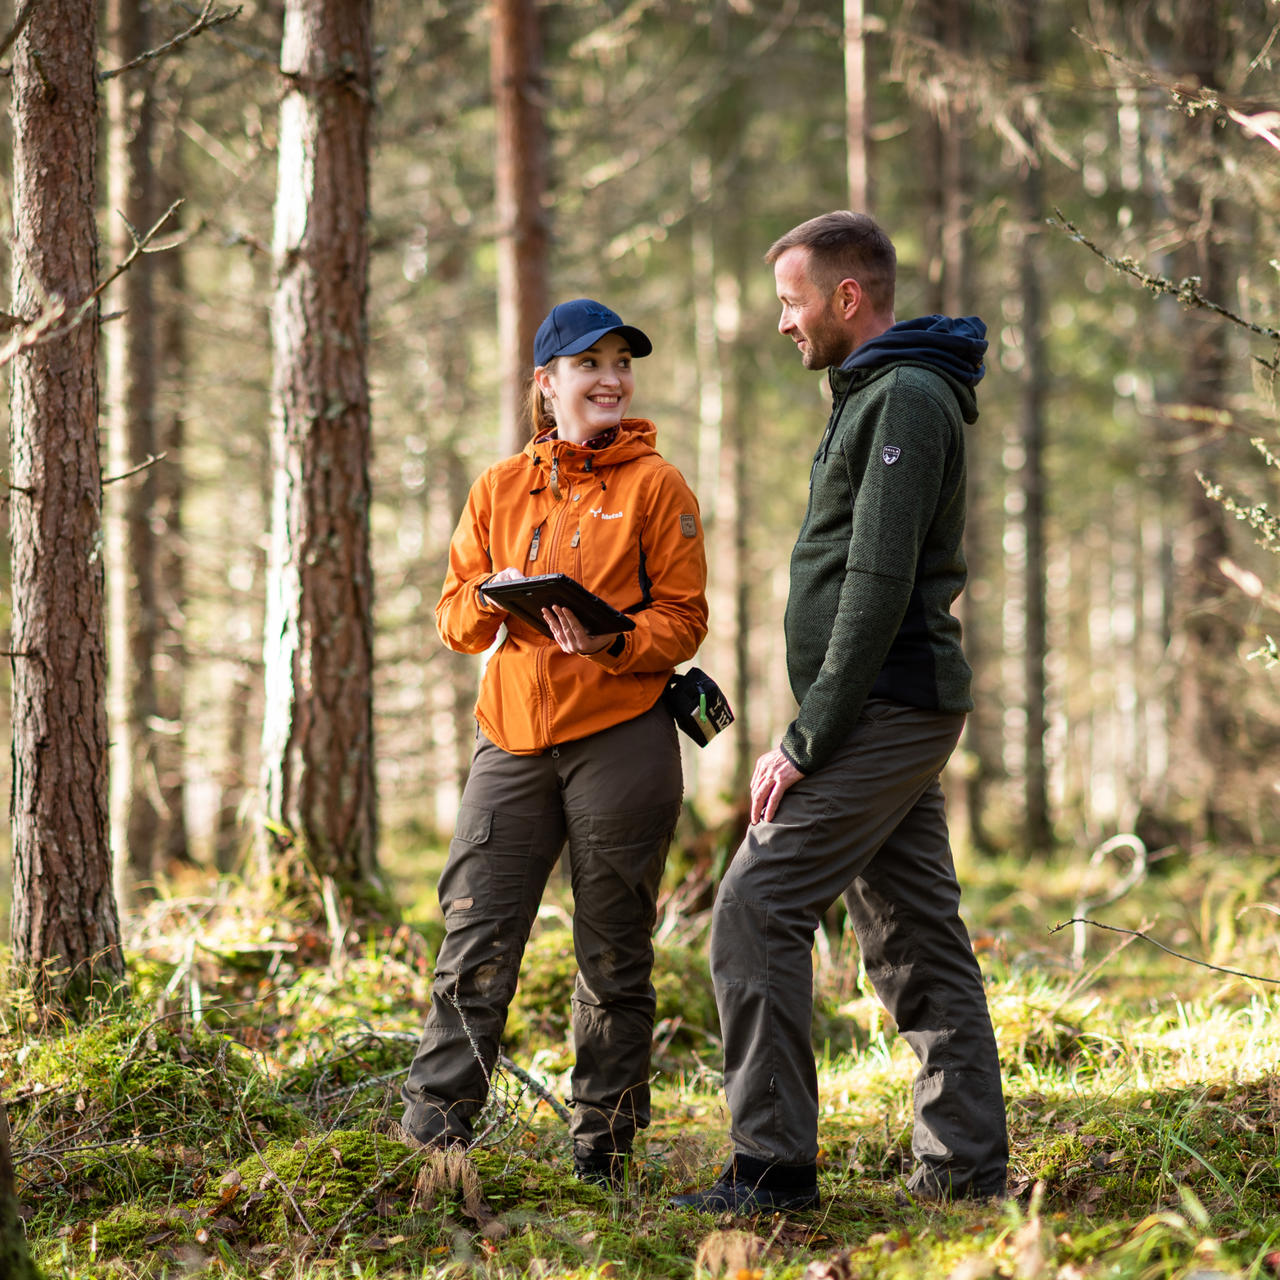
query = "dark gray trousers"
xmin=710 ymin=699 xmax=1008 ymax=1196
xmin=401 ymin=703 xmax=682 ymax=1155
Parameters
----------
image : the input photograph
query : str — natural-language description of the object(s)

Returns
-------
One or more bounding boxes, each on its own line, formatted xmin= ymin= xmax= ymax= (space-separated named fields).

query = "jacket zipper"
xmin=538 ymin=476 xmax=578 ymax=746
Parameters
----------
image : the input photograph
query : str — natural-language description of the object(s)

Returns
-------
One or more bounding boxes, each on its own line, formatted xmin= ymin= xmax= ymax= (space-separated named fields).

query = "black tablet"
xmin=481 ymin=573 xmax=637 ymax=638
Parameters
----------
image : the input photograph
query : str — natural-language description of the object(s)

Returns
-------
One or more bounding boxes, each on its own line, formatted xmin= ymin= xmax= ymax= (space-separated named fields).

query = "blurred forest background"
xmin=2 ymin=0 xmax=1279 ymax=944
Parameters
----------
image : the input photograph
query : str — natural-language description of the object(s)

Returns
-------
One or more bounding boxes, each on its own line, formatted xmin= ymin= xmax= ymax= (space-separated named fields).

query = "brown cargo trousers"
xmin=400 ymin=703 xmax=683 ymax=1157
xmin=710 ymin=699 xmax=1008 ymax=1197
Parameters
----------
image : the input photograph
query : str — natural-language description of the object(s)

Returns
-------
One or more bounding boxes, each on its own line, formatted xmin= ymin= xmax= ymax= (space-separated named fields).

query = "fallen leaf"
xmin=694 ymin=1229 xmax=771 ymax=1276
xmin=803 ymin=1252 xmax=856 ymax=1280
xmin=947 ymin=1256 xmax=998 ymax=1280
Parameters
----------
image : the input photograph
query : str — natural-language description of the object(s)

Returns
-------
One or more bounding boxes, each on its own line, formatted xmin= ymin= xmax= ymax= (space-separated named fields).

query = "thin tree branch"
xmin=0 ymin=201 xmax=184 ymax=370
xmin=170 ymin=0 xmax=277 ymax=65
xmin=318 ymin=1148 xmax=422 ymax=1254
xmin=1049 ymin=210 xmax=1280 ymax=343
xmin=497 ymin=1054 xmax=571 ymax=1123
xmin=99 ymin=2 xmax=243 ymax=82
xmin=1070 ymin=835 xmax=1148 ymax=968
xmin=1075 ymin=30 xmax=1278 ymax=121
xmin=94 ymin=200 xmax=186 ymax=294
xmin=234 ymin=1092 xmax=317 ymax=1241
xmin=1227 ymin=106 xmax=1280 ymax=153
xmin=0 ymin=297 xmax=67 ymax=370
xmin=1217 ymin=557 xmax=1280 ymax=613
xmin=0 ymin=0 xmax=39 ymax=68
xmin=103 ymin=452 xmax=168 ymax=486
xmin=1052 ymin=918 xmax=1280 ymax=986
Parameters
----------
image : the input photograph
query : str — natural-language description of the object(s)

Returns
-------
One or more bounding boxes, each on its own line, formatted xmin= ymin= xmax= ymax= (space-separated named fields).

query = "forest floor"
xmin=4 ymin=828 xmax=1280 ymax=1279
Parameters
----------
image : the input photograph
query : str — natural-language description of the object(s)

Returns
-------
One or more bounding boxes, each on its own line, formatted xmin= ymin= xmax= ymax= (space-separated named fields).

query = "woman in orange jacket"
xmin=400 ymin=299 xmax=709 ymax=1188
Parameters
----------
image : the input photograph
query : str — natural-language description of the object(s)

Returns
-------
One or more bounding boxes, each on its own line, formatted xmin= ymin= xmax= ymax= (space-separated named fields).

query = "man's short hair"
xmin=766 ymin=211 xmax=896 ymax=313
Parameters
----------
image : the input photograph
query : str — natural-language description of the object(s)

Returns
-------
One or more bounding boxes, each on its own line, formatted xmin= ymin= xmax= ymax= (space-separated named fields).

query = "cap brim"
xmin=558 ymin=324 xmax=653 ymax=359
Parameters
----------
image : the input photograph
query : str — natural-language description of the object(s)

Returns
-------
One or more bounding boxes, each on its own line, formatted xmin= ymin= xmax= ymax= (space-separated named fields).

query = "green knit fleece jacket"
xmin=781 ymin=359 xmax=975 ymax=775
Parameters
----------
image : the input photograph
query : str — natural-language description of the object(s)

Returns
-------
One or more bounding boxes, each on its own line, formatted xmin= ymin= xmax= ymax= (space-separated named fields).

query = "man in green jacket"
xmin=673 ymin=211 xmax=1008 ymax=1213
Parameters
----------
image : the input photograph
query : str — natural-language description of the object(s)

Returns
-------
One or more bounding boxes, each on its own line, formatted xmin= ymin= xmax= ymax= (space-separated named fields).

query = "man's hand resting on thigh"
xmin=750 ymin=748 xmax=803 ymax=824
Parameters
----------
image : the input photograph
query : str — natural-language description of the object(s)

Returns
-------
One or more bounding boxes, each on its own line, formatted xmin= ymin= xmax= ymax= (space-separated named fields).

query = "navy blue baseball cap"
xmin=533 ymin=298 xmax=653 ymax=368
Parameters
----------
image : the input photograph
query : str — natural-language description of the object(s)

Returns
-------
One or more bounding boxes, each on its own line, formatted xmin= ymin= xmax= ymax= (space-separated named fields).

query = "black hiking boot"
xmin=573 ymin=1145 xmax=637 ymax=1191
xmin=400 ymin=1099 xmax=472 ymax=1150
xmin=669 ymin=1153 xmax=820 ymax=1213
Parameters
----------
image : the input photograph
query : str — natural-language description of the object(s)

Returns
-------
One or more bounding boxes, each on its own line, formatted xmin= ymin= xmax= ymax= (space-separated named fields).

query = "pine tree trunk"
xmin=844 ymin=0 xmax=872 ymax=213
xmin=216 ymin=667 xmax=255 ymax=874
xmin=0 ymin=1100 xmax=41 ymax=1280
xmin=8 ymin=0 xmax=123 ymax=1001
xmin=922 ymin=0 xmax=1001 ymax=851
xmin=1012 ymin=0 xmax=1051 ymax=850
xmin=105 ymin=0 xmax=162 ymax=895
xmin=154 ymin=100 xmax=190 ymax=871
xmin=261 ymin=0 xmax=378 ymax=888
xmin=492 ymin=0 xmax=548 ymax=458
xmin=1169 ymin=2 xmax=1239 ymax=841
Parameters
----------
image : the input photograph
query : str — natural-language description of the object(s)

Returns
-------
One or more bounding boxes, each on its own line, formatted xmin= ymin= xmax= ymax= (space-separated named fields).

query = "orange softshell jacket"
xmin=436 ymin=419 xmax=709 ymax=754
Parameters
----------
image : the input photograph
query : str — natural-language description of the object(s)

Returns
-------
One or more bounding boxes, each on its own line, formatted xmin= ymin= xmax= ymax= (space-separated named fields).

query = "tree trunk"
xmin=0 ymin=1100 xmax=41 ymax=1280
xmin=920 ymin=0 xmax=1000 ymax=851
xmin=261 ymin=0 xmax=379 ymax=889
xmin=844 ymin=0 xmax=872 ymax=213
xmin=8 ymin=0 xmax=123 ymax=1002
xmin=1169 ymin=1 xmax=1239 ymax=841
xmin=105 ymin=0 xmax=162 ymax=896
xmin=492 ymin=0 xmax=548 ymax=458
xmin=153 ymin=96 xmax=190 ymax=871
xmin=216 ymin=666 xmax=256 ymax=873
xmin=1011 ymin=0 xmax=1051 ymax=851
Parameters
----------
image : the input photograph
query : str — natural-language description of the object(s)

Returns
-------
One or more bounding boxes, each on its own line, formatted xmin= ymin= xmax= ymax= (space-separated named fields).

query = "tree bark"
xmin=153 ymin=95 xmax=190 ymax=871
xmin=261 ymin=0 xmax=379 ymax=888
xmin=105 ymin=0 xmax=162 ymax=896
xmin=844 ymin=0 xmax=872 ymax=214
xmin=921 ymin=0 xmax=1001 ymax=851
xmin=1168 ymin=1 xmax=1239 ymax=841
xmin=1011 ymin=0 xmax=1051 ymax=850
xmin=492 ymin=0 xmax=548 ymax=458
xmin=0 ymin=1100 xmax=41 ymax=1280
xmin=8 ymin=0 xmax=123 ymax=1001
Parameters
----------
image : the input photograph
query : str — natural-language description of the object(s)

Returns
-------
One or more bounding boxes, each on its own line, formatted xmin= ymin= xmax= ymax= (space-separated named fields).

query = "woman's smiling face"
xmin=535 ymin=331 xmax=635 ymax=444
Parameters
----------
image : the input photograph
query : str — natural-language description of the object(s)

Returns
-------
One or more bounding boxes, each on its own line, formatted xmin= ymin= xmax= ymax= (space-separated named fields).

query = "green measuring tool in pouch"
xmin=661 ymin=666 xmax=734 ymax=747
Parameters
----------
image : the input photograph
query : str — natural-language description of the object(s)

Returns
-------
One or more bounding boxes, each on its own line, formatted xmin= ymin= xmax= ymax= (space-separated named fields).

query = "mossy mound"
xmin=33 ymin=1203 xmax=205 ymax=1276
xmin=8 ymin=1003 xmax=308 ymax=1223
xmin=503 ymin=928 xmax=719 ymax=1066
xmin=206 ymin=1128 xmax=429 ymax=1241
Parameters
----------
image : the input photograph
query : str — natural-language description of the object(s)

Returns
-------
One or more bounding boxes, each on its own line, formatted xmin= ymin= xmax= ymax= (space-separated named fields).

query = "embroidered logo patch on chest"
xmin=882 ymin=445 xmax=902 ymax=465
xmin=680 ymin=514 xmax=697 ymax=538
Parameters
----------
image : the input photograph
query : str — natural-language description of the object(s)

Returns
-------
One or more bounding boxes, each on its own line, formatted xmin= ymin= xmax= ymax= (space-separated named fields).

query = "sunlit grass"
xmin=5 ymin=838 xmax=1280 ymax=1275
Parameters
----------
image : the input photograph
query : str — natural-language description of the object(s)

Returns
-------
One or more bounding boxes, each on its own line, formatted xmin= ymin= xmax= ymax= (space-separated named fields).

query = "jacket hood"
xmin=524 ymin=417 xmax=659 ymax=475
xmin=841 ymin=315 xmax=988 ymax=386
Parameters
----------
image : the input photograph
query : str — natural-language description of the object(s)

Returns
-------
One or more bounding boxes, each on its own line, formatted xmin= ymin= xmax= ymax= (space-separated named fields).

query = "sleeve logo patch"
xmin=680 ymin=513 xmax=697 ymax=538
xmin=882 ymin=445 xmax=902 ymax=465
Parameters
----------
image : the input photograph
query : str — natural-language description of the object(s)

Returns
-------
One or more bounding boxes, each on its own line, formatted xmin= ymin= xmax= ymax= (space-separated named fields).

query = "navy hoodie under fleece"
xmin=780 ymin=315 xmax=986 ymax=776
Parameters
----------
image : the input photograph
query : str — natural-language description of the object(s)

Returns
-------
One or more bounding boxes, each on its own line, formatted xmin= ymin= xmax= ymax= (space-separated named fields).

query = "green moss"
xmin=504 ymin=929 xmax=579 ymax=1055
xmin=209 ymin=1128 xmax=427 ymax=1240
xmin=11 ymin=1002 xmax=308 ymax=1226
xmin=503 ymin=928 xmax=718 ymax=1066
